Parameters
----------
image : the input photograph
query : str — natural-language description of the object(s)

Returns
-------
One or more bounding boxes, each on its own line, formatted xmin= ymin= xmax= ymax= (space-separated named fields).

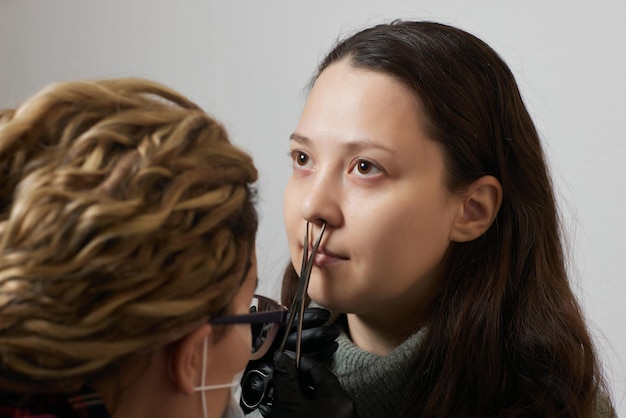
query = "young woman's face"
xmin=284 ymin=60 xmax=463 ymax=323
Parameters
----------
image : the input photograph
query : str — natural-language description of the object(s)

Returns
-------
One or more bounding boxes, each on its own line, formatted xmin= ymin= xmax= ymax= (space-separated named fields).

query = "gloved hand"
xmin=279 ymin=307 xmax=340 ymax=361
xmin=269 ymin=351 xmax=357 ymax=418
xmin=240 ymin=307 xmax=340 ymax=415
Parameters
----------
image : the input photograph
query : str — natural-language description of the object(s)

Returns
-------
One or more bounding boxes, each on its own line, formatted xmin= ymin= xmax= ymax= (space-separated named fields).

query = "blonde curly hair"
xmin=0 ymin=78 xmax=258 ymax=393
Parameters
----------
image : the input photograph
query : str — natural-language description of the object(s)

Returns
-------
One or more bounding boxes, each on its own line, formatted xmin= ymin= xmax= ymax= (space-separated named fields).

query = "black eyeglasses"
xmin=210 ymin=294 xmax=287 ymax=361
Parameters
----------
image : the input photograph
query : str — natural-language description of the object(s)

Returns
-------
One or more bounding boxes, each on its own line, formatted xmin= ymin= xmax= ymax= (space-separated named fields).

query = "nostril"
xmin=302 ymin=221 xmax=327 ymax=259
xmin=312 ymin=218 xmax=328 ymax=229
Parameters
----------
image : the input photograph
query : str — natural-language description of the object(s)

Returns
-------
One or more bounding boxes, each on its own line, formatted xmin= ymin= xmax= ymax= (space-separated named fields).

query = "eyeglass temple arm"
xmin=210 ymin=310 xmax=287 ymax=325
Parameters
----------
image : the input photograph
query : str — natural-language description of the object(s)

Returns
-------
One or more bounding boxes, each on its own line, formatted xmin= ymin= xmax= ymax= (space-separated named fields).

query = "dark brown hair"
xmin=283 ymin=21 xmax=609 ymax=417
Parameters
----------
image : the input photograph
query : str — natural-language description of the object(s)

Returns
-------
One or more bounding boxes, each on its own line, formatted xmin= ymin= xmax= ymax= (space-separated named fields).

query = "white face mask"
xmin=193 ymin=337 xmax=245 ymax=418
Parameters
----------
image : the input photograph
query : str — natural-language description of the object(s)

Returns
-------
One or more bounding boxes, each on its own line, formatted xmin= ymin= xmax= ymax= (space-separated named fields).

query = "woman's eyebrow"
xmin=342 ymin=139 xmax=394 ymax=155
xmin=289 ymin=133 xmax=310 ymax=145
xmin=290 ymin=132 xmax=394 ymax=155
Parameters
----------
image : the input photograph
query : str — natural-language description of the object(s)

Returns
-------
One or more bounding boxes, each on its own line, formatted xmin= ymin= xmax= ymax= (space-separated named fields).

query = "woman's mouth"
xmin=310 ymin=247 xmax=349 ymax=266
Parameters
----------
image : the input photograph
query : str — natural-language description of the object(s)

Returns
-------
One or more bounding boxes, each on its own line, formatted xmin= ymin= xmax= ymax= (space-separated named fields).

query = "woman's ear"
xmin=169 ymin=324 xmax=213 ymax=396
xmin=449 ymin=175 xmax=502 ymax=243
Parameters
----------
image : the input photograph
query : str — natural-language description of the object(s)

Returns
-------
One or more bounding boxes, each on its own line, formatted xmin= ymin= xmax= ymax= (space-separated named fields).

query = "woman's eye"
xmin=353 ymin=159 xmax=381 ymax=176
xmin=292 ymin=151 xmax=310 ymax=167
xmin=357 ymin=160 xmax=372 ymax=174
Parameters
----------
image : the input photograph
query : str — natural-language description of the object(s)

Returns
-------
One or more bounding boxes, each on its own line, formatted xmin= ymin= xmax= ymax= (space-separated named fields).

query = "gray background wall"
xmin=1 ymin=1 xmax=624 ymax=414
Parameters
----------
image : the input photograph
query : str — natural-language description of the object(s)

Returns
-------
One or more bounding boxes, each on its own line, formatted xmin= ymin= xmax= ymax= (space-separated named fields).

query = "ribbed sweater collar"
xmin=330 ymin=326 xmax=426 ymax=418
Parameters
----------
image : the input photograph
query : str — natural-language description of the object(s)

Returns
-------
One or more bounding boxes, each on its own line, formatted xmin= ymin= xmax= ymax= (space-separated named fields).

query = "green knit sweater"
xmin=330 ymin=326 xmax=615 ymax=418
xmin=330 ymin=327 xmax=425 ymax=418
xmin=247 ymin=325 xmax=615 ymax=417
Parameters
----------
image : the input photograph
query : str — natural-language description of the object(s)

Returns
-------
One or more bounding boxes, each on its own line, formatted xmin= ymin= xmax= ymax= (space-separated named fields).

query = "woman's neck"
xmin=346 ymin=308 xmax=423 ymax=356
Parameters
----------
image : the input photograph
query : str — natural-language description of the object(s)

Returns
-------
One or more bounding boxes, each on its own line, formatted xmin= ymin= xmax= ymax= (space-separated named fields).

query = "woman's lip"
xmin=309 ymin=246 xmax=346 ymax=258
xmin=309 ymin=247 xmax=349 ymax=265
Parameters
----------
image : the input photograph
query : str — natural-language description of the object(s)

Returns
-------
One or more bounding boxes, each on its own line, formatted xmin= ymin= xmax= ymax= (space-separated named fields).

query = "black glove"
xmin=240 ymin=307 xmax=340 ymax=415
xmin=279 ymin=307 xmax=340 ymax=361
xmin=269 ymin=351 xmax=357 ymax=418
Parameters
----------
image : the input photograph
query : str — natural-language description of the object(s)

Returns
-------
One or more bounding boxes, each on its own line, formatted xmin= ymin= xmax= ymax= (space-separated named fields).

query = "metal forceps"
xmin=278 ymin=221 xmax=326 ymax=367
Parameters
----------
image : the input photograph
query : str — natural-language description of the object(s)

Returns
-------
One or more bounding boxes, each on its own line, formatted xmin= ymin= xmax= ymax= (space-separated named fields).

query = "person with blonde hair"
xmin=0 ymin=78 xmax=355 ymax=418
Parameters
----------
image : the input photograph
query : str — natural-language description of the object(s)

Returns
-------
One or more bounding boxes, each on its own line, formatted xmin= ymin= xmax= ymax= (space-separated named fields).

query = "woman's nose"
xmin=299 ymin=172 xmax=343 ymax=228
